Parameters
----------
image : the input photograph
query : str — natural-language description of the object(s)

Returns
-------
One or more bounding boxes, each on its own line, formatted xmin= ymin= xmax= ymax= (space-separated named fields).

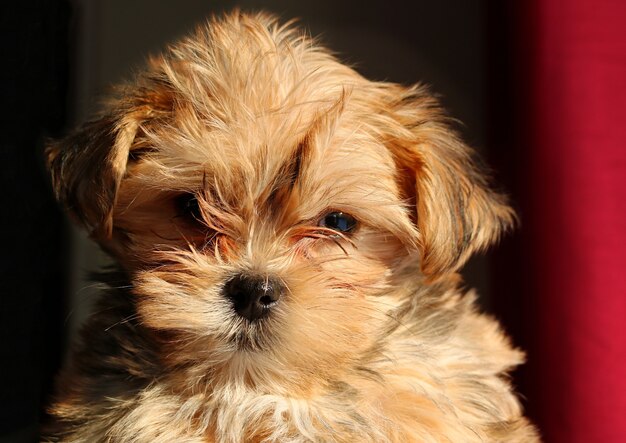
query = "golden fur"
xmin=44 ymin=11 xmax=539 ymax=442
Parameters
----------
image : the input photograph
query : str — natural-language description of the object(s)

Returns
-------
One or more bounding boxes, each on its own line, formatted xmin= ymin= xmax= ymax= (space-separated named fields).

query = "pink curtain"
xmin=522 ymin=0 xmax=626 ymax=441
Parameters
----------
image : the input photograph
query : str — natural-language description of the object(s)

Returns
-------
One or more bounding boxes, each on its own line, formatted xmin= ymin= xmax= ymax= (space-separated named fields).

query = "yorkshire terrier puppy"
xmin=45 ymin=11 xmax=538 ymax=443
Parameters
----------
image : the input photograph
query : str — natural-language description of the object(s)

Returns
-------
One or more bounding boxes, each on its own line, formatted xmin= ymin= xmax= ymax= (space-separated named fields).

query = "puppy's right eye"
xmin=318 ymin=211 xmax=357 ymax=233
xmin=176 ymin=193 xmax=203 ymax=222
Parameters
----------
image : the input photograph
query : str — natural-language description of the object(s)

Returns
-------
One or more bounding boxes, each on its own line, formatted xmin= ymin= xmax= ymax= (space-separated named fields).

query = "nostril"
xmin=223 ymin=274 xmax=284 ymax=321
xmin=259 ymin=294 xmax=277 ymax=306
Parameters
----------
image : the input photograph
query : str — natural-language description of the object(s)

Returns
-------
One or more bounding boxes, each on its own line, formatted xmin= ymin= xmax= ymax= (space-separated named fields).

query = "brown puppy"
xmin=45 ymin=11 xmax=538 ymax=442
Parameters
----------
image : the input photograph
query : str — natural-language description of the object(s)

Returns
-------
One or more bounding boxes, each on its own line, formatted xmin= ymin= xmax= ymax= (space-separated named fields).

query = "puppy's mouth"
xmin=230 ymin=318 xmax=278 ymax=352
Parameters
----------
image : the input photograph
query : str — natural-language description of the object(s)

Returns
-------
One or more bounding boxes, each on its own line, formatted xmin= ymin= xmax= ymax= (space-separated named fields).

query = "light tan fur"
xmin=44 ymin=11 xmax=539 ymax=442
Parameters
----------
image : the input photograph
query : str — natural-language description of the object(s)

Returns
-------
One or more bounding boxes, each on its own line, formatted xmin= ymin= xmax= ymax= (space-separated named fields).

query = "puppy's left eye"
xmin=318 ymin=211 xmax=357 ymax=233
xmin=176 ymin=193 xmax=203 ymax=222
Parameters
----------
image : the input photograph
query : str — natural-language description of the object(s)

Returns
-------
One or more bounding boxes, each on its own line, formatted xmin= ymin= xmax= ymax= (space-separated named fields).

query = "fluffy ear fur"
xmin=386 ymin=85 xmax=516 ymax=277
xmin=45 ymin=113 xmax=140 ymax=240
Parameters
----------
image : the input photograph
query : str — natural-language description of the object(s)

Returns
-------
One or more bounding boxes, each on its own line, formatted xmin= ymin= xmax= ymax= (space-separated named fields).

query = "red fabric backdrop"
xmin=522 ymin=0 xmax=626 ymax=441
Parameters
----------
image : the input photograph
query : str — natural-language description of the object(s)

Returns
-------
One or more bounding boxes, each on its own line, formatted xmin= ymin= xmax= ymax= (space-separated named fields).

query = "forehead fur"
xmin=126 ymin=14 xmax=404 ymax=165
xmin=161 ymin=12 xmax=358 ymax=120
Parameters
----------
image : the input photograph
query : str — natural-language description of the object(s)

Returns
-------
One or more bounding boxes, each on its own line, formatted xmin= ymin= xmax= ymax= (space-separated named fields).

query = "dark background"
xmin=0 ymin=1 xmax=529 ymax=441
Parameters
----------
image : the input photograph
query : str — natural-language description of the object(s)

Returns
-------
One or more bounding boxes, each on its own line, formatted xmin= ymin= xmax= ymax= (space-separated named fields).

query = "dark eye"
xmin=318 ymin=211 xmax=357 ymax=233
xmin=176 ymin=193 xmax=203 ymax=222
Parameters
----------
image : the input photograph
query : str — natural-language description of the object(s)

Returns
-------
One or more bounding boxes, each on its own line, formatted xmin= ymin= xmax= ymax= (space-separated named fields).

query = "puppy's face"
xmin=47 ymin=13 xmax=513 ymax=391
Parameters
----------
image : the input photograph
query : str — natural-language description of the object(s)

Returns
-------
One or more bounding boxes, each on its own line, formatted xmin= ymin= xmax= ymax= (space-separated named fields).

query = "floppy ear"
xmin=46 ymin=65 xmax=178 ymax=243
xmin=46 ymin=113 xmax=140 ymax=240
xmin=386 ymin=85 xmax=515 ymax=277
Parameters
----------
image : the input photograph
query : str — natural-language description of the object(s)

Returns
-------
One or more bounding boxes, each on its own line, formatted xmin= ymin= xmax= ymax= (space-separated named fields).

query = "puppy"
xmin=45 ymin=11 xmax=539 ymax=443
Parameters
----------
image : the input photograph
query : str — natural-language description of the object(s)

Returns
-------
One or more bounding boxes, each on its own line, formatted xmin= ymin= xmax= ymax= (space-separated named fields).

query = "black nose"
xmin=223 ymin=274 xmax=283 ymax=322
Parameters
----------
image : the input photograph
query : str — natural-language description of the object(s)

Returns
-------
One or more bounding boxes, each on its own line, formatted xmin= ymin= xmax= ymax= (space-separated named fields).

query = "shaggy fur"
xmin=44 ymin=11 xmax=539 ymax=442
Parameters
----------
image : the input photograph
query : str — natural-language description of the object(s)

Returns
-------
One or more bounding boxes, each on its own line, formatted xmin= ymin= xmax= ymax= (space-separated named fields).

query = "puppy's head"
xmin=47 ymin=12 xmax=513 ymax=389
